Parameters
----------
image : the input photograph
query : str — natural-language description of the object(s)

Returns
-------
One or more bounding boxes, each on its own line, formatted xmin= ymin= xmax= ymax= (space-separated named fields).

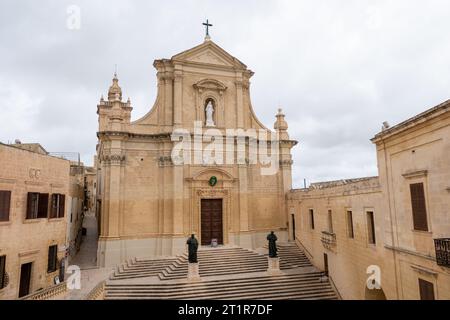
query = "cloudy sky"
xmin=1 ymin=1 xmax=450 ymax=187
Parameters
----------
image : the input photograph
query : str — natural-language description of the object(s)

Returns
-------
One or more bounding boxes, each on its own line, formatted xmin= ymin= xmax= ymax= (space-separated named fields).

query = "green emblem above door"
xmin=209 ymin=176 xmax=218 ymax=187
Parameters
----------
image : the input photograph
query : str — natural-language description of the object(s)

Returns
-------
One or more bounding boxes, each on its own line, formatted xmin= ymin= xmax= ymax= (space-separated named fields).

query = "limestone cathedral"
xmin=96 ymin=36 xmax=297 ymax=267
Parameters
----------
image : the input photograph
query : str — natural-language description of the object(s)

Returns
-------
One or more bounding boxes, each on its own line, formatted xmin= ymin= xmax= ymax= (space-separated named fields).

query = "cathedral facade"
xmin=96 ymin=39 xmax=297 ymax=267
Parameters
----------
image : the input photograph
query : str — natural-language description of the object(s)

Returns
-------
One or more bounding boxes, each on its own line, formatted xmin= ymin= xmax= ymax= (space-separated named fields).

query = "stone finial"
xmin=274 ymin=108 xmax=288 ymax=129
xmin=274 ymin=107 xmax=289 ymax=140
xmin=108 ymin=73 xmax=122 ymax=101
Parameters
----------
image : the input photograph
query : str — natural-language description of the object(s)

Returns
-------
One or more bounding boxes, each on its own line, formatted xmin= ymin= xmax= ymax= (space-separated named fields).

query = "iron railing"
xmin=434 ymin=238 xmax=450 ymax=267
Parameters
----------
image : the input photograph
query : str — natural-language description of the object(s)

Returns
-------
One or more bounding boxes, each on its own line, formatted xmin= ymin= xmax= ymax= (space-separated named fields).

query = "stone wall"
xmin=0 ymin=144 xmax=69 ymax=299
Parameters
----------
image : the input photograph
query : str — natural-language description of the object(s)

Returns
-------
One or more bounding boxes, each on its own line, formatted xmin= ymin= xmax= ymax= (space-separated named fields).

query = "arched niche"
xmin=193 ymin=79 xmax=227 ymax=128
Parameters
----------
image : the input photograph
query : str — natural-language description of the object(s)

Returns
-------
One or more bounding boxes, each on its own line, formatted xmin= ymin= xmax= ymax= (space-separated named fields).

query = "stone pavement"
xmin=63 ymin=213 xmax=113 ymax=300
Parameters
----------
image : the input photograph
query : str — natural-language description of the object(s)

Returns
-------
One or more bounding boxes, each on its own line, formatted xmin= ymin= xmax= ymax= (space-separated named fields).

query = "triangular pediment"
xmin=172 ymin=40 xmax=247 ymax=69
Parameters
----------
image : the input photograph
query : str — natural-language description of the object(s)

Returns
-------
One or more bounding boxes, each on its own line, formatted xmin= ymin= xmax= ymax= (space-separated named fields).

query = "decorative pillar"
xmin=173 ymin=69 xmax=183 ymax=127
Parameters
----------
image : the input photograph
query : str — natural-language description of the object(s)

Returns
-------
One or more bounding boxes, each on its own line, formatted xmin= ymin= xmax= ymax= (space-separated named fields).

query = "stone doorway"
xmin=201 ymin=199 xmax=223 ymax=245
xmin=18 ymin=262 xmax=32 ymax=298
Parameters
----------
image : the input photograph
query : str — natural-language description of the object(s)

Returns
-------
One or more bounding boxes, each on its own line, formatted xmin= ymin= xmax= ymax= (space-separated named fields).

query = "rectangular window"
xmin=309 ymin=209 xmax=315 ymax=230
xmin=26 ymin=193 xmax=49 ymax=219
xmin=410 ymin=183 xmax=428 ymax=231
xmin=47 ymin=245 xmax=58 ymax=273
xmin=327 ymin=210 xmax=333 ymax=233
xmin=38 ymin=194 xmax=48 ymax=218
xmin=0 ymin=255 xmax=6 ymax=289
xmin=0 ymin=190 xmax=11 ymax=222
xmin=347 ymin=211 xmax=354 ymax=238
xmin=367 ymin=211 xmax=376 ymax=244
xmin=419 ymin=279 xmax=435 ymax=300
xmin=50 ymin=194 xmax=65 ymax=219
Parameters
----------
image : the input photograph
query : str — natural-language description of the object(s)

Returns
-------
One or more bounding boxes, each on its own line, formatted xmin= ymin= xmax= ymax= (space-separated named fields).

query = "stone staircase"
xmin=105 ymin=272 xmax=337 ymax=300
xmin=110 ymin=245 xmax=313 ymax=281
xmin=103 ymin=243 xmax=339 ymax=300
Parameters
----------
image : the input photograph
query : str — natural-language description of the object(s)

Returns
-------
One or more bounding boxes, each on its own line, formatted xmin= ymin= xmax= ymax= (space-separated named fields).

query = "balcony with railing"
xmin=434 ymin=238 xmax=450 ymax=267
xmin=321 ymin=231 xmax=337 ymax=250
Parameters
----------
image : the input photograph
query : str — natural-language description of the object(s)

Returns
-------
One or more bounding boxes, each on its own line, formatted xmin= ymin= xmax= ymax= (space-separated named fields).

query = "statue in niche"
xmin=205 ymin=100 xmax=215 ymax=127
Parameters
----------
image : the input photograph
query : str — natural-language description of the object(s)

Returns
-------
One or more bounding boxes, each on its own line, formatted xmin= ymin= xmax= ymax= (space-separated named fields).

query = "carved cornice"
xmin=158 ymin=156 xmax=174 ymax=167
xmin=0 ymin=178 xmax=16 ymax=184
xmin=410 ymin=264 xmax=438 ymax=277
xmin=402 ymin=169 xmax=428 ymax=179
xmin=194 ymin=79 xmax=227 ymax=95
xmin=100 ymin=153 xmax=126 ymax=165
xmin=196 ymin=189 xmax=229 ymax=198
xmin=279 ymin=160 xmax=294 ymax=166
xmin=97 ymin=131 xmax=172 ymax=141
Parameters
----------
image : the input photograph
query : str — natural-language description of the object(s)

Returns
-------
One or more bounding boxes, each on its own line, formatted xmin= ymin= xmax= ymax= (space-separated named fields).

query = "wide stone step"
xmin=105 ymin=286 xmax=336 ymax=300
xmin=105 ymin=284 xmax=336 ymax=300
xmin=116 ymin=271 xmax=323 ymax=285
xmin=106 ymin=277 xmax=329 ymax=294
xmin=106 ymin=244 xmax=339 ymax=301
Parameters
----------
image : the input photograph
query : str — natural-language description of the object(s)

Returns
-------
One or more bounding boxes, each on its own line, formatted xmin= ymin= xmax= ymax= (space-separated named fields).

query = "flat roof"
xmin=371 ymin=99 xmax=450 ymax=142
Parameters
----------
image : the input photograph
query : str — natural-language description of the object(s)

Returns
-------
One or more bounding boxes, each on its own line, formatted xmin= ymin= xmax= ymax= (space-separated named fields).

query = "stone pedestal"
xmin=267 ymin=257 xmax=282 ymax=276
xmin=187 ymin=263 xmax=201 ymax=282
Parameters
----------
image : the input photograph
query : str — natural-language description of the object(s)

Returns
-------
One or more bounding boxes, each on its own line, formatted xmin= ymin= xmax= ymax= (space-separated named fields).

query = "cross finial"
xmin=202 ymin=19 xmax=213 ymax=40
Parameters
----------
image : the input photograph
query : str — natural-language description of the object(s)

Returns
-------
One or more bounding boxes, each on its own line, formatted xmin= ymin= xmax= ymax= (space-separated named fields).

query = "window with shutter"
xmin=347 ymin=211 xmax=354 ymax=239
xmin=50 ymin=194 xmax=58 ymax=219
xmin=26 ymin=192 xmax=39 ymax=219
xmin=58 ymin=195 xmax=65 ymax=218
xmin=419 ymin=279 xmax=435 ymax=300
xmin=47 ymin=245 xmax=58 ymax=273
xmin=37 ymin=193 xmax=49 ymax=218
xmin=367 ymin=211 xmax=376 ymax=244
xmin=0 ymin=255 xmax=6 ymax=289
xmin=0 ymin=191 xmax=11 ymax=222
xmin=410 ymin=183 xmax=428 ymax=231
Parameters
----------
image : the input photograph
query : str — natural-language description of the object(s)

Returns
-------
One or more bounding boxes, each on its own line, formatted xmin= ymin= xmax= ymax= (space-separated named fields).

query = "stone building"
xmin=66 ymin=161 xmax=86 ymax=262
xmin=372 ymin=100 xmax=450 ymax=299
xmin=287 ymin=100 xmax=450 ymax=300
xmin=0 ymin=143 xmax=70 ymax=299
xmin=96 ymin=38 xmax=297 ymax=267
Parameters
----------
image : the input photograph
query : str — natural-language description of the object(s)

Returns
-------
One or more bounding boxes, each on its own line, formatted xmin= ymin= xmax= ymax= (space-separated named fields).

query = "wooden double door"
xmin=201 ymin=199 xmax=223 ymax=245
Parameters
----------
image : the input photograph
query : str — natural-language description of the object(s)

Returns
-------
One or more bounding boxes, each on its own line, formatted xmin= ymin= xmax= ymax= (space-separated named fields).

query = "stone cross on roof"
xmin=202 ymin=19 xmax=213 ymax=40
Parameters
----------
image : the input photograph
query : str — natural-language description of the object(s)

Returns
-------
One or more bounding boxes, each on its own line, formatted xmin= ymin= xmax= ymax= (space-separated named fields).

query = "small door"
xmin=419 ymin=279 xmax=435 ymax=300
xmin=291 ymin=214 xmax=296 ymax=240
xmin=201 ymin=199 xmax=223 ymax=245
xmin=323 ymin=253 xmax=329 ymax=276
xmin=19 ymin=262 xmax=32 ymax=298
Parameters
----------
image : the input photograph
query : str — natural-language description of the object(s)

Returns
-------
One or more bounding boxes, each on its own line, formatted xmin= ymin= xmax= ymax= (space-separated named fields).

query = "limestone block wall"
xmin=287 ymin=178 xmax=397 ymax=300
xmin=373 ymin=105 xmax=450 ymax=300
xmin=0 ymin=144 xmax=69 ymax=300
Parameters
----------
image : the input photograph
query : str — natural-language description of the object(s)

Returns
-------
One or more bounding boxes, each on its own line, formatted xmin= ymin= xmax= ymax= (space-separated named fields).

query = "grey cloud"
xmin=1 ymin=0 xmax=449 ymax=187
